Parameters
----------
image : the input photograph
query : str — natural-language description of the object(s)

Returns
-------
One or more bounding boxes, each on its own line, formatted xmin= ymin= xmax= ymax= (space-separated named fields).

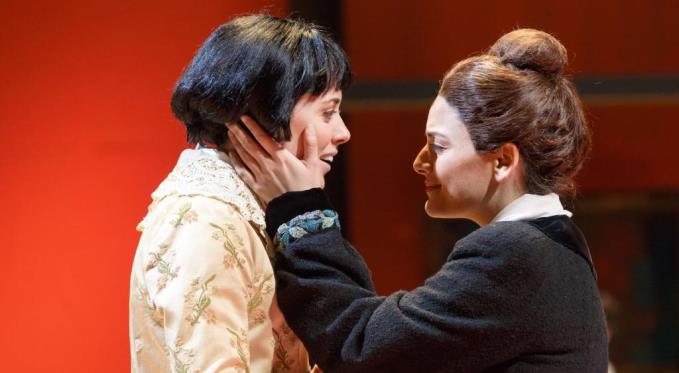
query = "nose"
xmin=413 ymin=145 xmax=431 ymax=176
xmin=332 ymin=116 xmax=351 ymax=145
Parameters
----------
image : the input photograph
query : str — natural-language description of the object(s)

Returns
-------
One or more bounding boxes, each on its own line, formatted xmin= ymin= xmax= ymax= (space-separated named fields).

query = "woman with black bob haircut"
xmin=129 ymin=14 xmax=351 ymax=372
xmin=172 ymin=13 xmax=351 ymax=147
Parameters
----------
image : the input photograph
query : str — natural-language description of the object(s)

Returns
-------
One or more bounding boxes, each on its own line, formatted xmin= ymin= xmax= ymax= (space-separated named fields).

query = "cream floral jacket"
xmin=129 ymin=147 xmax=309 ymax=373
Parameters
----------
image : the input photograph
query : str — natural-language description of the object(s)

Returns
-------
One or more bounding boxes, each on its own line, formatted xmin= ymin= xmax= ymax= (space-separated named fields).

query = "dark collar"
xmin=527 ymin=216 xmax=597 ymax=279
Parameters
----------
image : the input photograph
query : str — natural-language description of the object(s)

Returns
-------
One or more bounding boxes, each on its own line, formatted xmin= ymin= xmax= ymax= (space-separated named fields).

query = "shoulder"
xmin=449 ymin=220 xmax=557 ymax=280
xmin=466 ymin=219 xmax=545 ymax=241
xmin=145 ymin=194 xmax=256 ymax=236
xmin=450 ymin=216 xmax=593 ymax=279
xmin=149 ymin=148 xmax=266 ymax=230
xmin=454 ymin=220 xmax=548 ymax=257
xmin=145 ymin=195 xmax=270 ymax=276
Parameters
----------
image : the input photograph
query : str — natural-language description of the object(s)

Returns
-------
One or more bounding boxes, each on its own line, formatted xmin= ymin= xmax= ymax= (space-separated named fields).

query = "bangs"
xmin=293 ymin=28 xmax=352 ymax=97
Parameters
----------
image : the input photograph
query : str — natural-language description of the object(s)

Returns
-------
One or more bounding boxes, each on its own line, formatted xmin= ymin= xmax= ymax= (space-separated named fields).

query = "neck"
xmin=473 ymin=183 xmax=526 ymax=227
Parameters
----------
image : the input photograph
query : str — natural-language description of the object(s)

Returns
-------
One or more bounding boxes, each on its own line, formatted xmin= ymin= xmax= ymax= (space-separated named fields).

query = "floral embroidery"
xmin=144 ymin=243 xmax=180 ymax=292
xmin=274 ymin=209 xmax=340 ymax=252
xmin=171 ymin=202 xmax=198 ymax=227
xmin=166 ymin=337 xmax=195 ymax=373
xmin=272 ymin=327 xmax=294 ymax=372
xmin=245 ymin=272 xmax=273 ymax=326
xmin=249 ymin=308 xmax=267 ymax=326
xmin=227 ymin=328 xmax=251 ymax=373
xmin=136 ymin=284 xmax=164 ymax=327
xmin=202 ymin=308 xmax=217 ymax=324
xmin=279 ymin=324 xmax=299 ymax=345
xmin=184 ymin=274 xmax=217 ymax=326
xmin=211 ymin=222 xmax=246 ymax=269
xmin=145 ymin=243 xmax=170 ymax=271
xmin=131 ymin=148 xmax=311 ymax=371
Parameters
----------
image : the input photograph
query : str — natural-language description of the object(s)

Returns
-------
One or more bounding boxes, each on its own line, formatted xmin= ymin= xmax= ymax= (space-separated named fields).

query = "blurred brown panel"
xmin=344 ymin=0 xmax=679 ymax=79
xmin=578 ymin=103 xmax=679 ymax=192
xmin=345 ymin=110 xmax=430 ymax=293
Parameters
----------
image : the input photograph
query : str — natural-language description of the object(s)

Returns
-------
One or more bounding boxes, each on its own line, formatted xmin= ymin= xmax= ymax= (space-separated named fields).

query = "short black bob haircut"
xmin=171 ymin=14 xmax=352 ymax=147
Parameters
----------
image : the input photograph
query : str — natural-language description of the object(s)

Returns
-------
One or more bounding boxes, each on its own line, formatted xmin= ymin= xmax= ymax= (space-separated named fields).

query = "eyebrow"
xmin=425 ymin=130 xmax=447 ymax=138
xmin=322 ymin=98 xmax=341 ymax=105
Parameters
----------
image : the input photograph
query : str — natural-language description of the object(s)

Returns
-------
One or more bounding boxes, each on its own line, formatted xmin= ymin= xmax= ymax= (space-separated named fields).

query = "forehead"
xmin=320 ymin=87 xmax=343 ymax=101
xmin=426 ymin=96 xmax=464 ymax=135
xmin=297 ymin=87 xmax=343 ymax=107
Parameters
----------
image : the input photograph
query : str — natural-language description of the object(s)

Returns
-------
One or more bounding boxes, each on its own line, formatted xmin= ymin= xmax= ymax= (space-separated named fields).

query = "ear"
xmin=492 ymin=143 xmax=521 ymax=183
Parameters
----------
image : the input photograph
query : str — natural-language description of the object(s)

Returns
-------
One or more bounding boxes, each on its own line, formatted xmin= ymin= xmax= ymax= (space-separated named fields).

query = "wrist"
xmin=265 ymin=188 xmax=334 ymax=237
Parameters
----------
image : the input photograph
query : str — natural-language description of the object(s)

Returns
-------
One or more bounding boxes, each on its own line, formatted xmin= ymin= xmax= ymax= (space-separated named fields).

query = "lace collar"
xmin=142 ymin=146 xmax=266 ymax=230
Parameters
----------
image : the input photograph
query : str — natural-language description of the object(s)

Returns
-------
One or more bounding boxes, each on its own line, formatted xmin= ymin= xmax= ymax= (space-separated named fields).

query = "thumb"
xmin=303 ymin=125 xmax=318 ymax=162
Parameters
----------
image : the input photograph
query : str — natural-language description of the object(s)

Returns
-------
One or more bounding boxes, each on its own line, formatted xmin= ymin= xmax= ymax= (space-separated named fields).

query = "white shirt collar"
xmin=491 ymin=193 xmax=572 ymax=223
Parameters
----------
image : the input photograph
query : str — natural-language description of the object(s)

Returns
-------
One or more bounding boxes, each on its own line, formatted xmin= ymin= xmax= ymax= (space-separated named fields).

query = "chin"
xmin=424 ymin=201 xmax=467 ymax=220
xmin=424 ymin=201 xmax=449 ymax=218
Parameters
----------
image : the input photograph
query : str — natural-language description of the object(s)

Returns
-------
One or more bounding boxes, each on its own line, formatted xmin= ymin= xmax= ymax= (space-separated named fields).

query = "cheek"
xmin=282 ymin=130 xmax=301 ymax=157
xmin=312 ymin=122 xmax=332 ymax=149
xmin=283 ymin=114 xmax=306 ymax=157
xmin=435 ymin=155 xmax=491 ymax=193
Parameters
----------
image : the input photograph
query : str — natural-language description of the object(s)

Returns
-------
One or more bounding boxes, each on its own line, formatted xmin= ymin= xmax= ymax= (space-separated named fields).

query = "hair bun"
xmin=489 ymin=29 xmax=567 ymax=78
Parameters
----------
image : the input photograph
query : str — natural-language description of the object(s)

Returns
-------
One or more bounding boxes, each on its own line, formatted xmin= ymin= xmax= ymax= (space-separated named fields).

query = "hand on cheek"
xmin=226 ymin=116 xmax=325 ymax=204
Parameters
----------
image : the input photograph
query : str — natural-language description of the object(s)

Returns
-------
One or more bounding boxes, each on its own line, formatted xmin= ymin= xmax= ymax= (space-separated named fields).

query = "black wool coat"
xmin=266 ymin=189 xmax=608 ymax=373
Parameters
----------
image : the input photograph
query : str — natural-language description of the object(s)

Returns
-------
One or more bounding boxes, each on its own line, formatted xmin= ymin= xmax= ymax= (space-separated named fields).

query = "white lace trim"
xmin=139 ymin=147 xmax=266 ymax=230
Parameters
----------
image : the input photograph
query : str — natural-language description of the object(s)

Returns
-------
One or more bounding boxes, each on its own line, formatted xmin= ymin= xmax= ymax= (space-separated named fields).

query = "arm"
xmin=149 ymin=197 xmax=264 ymax=372
xmin=226 ymin=116 xmax=541 ymax=371
xmin=267 ymin=190 xmax=543 ymax=373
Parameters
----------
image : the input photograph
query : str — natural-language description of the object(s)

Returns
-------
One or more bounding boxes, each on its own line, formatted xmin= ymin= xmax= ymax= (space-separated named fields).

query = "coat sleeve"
xmin=266 ymin=189 xmax=545 ymax=373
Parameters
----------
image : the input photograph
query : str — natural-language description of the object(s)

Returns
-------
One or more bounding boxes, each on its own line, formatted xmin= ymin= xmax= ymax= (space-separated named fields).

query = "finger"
xmin=228 ymin=150 xmax=258 ymax=189
xmin=228 ymin=129 xmax=263 ymax=174
xmin=240 ymin=115 xmax=283 ymax=156
xmin=228 ymin=124 xmax=270 ymax=170
xmin=302 ymin=124 xmax=319 ymax=162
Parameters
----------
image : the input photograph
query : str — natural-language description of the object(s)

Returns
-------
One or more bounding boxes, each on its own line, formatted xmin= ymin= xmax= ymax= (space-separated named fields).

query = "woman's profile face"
xmin=284 ymin=87 xmax=350 ymax=175
xmin=413 ymin=96 xmax=496 ymax=222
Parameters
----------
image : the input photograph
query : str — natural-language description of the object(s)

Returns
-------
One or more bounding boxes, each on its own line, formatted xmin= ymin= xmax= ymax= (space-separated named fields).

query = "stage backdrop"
xmin=0 ymin=1 xmax=286 ymax=371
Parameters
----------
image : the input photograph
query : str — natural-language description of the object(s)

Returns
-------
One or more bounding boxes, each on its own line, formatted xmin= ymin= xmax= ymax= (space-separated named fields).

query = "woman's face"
xmin=284 ymin=88 xmax=350 ymax=175
xmin=413 ymin=96 xmax=496 ymax=222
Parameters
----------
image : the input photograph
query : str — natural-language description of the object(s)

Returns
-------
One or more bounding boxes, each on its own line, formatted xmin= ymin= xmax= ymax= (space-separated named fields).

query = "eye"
xmin=430 ymin=143 xmax=446 ymax=153
xmin=323 ymin=109 xmax=338 ymax=120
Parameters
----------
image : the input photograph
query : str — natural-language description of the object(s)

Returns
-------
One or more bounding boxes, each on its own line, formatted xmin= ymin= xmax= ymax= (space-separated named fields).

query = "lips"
xmin=318 ymin=154 xmax=335 ymax=173
xmin=319 ymin=152 xmax=336 ymax=170
xmin=321 ymin=158 xmax=333 ymax=168
xmin=320 ymin=153 xmax=335 ymax=162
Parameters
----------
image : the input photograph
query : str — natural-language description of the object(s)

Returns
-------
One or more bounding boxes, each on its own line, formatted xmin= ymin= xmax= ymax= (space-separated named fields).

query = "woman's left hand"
xmin=227 ymin=116 xmax=326 ymax=204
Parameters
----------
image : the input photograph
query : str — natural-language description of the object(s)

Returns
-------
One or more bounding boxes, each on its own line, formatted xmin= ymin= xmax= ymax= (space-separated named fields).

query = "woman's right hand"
xmin=227 ymin=116 xmax=326 ymax=204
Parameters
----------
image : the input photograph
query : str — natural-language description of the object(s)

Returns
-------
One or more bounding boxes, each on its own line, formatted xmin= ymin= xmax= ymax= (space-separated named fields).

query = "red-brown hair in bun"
xmin=439 ymin=29 xmax=590 ymax=197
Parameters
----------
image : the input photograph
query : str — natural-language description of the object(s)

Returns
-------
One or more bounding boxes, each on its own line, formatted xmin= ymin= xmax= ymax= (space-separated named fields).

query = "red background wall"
xmin=0 ymin=1 xmax=285 ymax=371
xmin=1 ymin=0 xmax=677 ymax=371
